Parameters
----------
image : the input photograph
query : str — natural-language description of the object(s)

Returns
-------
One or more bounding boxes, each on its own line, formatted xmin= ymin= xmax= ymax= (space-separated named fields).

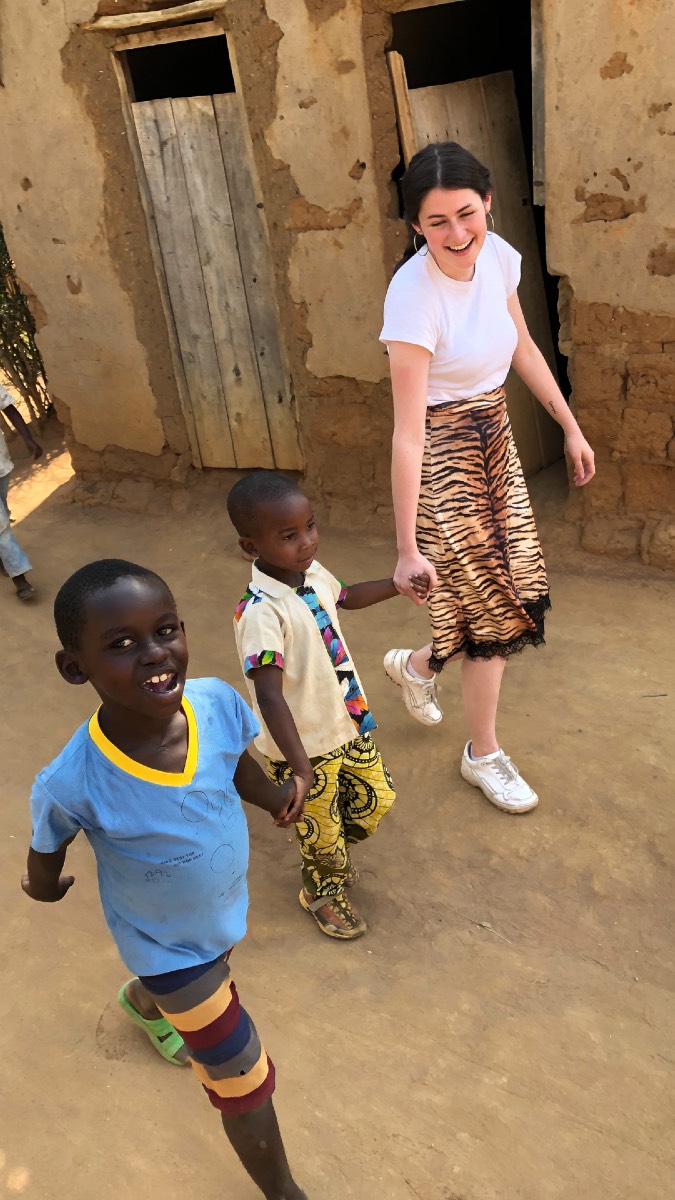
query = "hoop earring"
xmin=413 ymin=232 xmax=428 ymax=255
xmin=486 ymin=210 xmax=495 ymax=233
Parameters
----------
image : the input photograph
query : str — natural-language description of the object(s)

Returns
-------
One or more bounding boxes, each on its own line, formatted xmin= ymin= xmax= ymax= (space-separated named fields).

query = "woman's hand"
xmin=394 ymin=552 xmax=438 ymax=606
xmin=565 ymin=431 xmax=596 ymax=486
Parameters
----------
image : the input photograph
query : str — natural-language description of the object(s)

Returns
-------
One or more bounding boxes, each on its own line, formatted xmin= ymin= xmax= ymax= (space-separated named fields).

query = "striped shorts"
xmin=139 ymin=953 xmax=275 ymax=1114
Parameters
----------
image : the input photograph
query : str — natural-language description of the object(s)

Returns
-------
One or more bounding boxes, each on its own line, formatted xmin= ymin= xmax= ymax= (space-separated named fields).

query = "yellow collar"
xmin=88 ymin=696 xmax=198 ymax=786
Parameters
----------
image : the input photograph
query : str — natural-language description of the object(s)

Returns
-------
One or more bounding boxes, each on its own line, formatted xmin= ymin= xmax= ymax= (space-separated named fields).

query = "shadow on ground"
xmin=3 ymin=439 xmax=674 ymax=1199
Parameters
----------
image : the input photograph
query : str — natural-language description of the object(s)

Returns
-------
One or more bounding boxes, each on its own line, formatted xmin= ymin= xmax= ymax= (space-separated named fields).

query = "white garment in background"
xmin=0 ymin=383 xmax=16 ymax=477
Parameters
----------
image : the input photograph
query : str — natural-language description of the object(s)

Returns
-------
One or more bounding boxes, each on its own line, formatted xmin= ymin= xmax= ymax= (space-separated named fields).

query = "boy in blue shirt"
xmin=21 ymin=558 xmax=308 ymax=1200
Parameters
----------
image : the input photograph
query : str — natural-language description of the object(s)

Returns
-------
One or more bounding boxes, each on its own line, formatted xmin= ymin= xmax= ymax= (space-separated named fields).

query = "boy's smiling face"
xmin=57 ymin=576 xmax=188 ymax=720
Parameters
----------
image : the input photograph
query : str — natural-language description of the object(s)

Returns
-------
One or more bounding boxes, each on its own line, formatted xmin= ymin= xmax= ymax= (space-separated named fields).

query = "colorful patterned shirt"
xmin=233 ymin=561 xmax=376 ymax=761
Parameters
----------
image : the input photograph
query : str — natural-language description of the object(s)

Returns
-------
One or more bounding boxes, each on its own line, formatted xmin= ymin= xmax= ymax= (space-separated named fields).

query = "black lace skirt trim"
xmin=429 ymin=594 xmax=551 ymax=673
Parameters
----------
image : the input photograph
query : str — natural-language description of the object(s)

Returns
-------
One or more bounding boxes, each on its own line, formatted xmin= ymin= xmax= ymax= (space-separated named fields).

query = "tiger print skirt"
xmin=417 ymin=386 xmax=550 ymax=671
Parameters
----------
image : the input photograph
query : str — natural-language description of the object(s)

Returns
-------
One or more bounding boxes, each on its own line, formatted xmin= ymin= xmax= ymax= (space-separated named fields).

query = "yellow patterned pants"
xmin=266 ymin=733 xmax=396 ymax=899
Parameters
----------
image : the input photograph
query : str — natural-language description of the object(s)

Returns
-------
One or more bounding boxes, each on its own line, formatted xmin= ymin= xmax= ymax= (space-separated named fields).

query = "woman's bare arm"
xmin=388 ymin=342 xmax=439 ymax=603
xmin=508 ymin=292 xmax=595 ymax=486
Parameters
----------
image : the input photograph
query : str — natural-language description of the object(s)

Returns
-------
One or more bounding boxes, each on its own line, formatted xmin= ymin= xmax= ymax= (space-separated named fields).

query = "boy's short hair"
xmin=227 ymin=470 xmax=304 ymax=536
xmin=54 ymin=559 xmax=167 ymax=648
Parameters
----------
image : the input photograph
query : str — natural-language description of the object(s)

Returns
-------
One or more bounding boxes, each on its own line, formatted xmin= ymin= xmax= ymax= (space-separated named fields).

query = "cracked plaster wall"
xmin=544 ymin=0 xmax=674 ymax=309
xmin=0 ymin=1 xmax=172 ymax=464
xmin=3 ymin=0 xmax=673 ymax=555
xmin=264 ymin=0 xmax=388 ymax=384
xmin=542 ymin=0 xmax=675 ymax=565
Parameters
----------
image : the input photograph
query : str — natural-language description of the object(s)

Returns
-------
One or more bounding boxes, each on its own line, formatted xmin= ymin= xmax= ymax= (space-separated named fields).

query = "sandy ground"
xmin=3 ymin=427 xmax=674 ymax=1200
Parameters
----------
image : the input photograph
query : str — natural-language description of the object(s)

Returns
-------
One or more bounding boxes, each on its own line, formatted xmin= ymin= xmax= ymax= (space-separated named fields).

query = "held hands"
xmin=394 ymin=553 xmax=438 ymax=606
xmin=565 ymin=431 xmax=595 ymax=486
xmin=272 ymin=773 xmax=313 ymax=828
xmin=410 ymin=572 xmax=431 ymax=600
xmin=21 ymin=871 xmax=74 ymax=902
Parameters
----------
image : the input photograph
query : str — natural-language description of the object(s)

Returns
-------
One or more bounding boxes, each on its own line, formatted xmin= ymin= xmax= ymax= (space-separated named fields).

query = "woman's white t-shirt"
xmin=379 ymin=233 xmax=521 ymax=404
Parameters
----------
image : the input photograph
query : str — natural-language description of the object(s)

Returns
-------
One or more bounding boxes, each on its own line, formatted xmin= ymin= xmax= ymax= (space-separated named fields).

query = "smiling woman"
xmin=417 ymin=186 xmax=491 ymax=273
xmin=380 ymin=141 xmax=596 ymax=815
xmin=404 ymin=157 xmax=493 ymax=280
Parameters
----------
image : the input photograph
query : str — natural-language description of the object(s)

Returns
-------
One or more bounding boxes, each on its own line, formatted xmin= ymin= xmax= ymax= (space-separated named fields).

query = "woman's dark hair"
xmin=394 ymin=141 xmax=493 ymax=273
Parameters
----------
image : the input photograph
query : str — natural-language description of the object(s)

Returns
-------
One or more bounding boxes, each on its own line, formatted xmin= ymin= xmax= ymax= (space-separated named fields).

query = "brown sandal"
xmin=15 ymin=580 xmax=35 ymax=601
xmin=299 ymin=889 xmax=367 ymax=940
xmin=345 ymin=862 xmax=359 ymax=889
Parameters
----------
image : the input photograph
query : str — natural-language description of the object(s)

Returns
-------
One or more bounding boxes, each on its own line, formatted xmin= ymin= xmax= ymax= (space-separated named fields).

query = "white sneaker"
xmin=460 ymin=742 xmax=538 ymax=813
xmin=383 ymin=648 xmax=443 ymax=726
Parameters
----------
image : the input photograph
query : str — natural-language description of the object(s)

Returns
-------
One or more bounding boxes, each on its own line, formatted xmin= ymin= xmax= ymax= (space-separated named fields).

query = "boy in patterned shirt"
xmin=228 ymin=471 xmax=428 ymax=941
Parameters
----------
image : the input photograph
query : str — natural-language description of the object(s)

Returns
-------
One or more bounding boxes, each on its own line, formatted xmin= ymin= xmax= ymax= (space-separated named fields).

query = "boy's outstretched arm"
xmin=251 ymin=664 xmax=315 ymax=814
xmin=340 ymin=574 xmax=429 ymax=610
xmin=22 ymin=838 xmax=76 ymax=902
xmin=234 ymin=749 xmax=304 ymax=829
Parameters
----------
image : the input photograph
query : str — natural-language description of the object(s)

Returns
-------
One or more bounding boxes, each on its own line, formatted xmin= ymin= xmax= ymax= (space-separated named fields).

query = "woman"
xmin=380 ymin=142 xmax=594 ymax=813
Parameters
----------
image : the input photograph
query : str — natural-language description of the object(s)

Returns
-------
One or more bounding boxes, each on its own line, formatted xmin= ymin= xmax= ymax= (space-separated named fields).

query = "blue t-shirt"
xmin=30 ymin=678 xmax=259 ymax=977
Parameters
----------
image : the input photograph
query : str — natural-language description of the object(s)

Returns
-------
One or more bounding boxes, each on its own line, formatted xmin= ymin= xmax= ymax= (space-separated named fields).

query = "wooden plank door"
xmin=213 ymin=94 xmax=301 ymax=470
xmin=132 ymin=94 xmax=301 ymax=470
xmin=387 ymin=54 xmax=563 ymax=477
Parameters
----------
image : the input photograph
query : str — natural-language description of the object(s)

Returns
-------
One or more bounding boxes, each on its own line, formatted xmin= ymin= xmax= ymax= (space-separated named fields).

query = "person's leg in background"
xmin=0 ymin=471 xmax=34 ymax=599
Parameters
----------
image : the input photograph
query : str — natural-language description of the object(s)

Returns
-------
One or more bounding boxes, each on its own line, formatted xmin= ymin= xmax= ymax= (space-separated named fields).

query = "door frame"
xmin=110 ymin=20 xmax=301 ymax=471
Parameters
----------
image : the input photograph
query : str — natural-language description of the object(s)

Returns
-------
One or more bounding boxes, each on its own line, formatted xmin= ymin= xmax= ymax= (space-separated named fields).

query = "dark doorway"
xmin=389 ymin=0 xmax=569 ymax=397
xmin=125 ymin=34 xmax=235 ymax=103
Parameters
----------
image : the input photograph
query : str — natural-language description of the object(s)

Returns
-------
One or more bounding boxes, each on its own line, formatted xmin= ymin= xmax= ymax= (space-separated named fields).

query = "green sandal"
xmin=299 ymin=889 xmax=367 ymax=940
xmin=117 ymin=981 xmax=188 ymax=1066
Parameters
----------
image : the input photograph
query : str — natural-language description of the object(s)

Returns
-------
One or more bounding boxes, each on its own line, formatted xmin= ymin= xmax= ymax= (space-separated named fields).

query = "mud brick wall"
xmin=568 ymin=302 xmax=675 ymax=568
xmin=2 ymin=0 xmax=674 ymax=562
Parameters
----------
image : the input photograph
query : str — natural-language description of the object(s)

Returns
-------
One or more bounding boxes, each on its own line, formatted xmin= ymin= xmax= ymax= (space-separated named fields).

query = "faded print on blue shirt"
xmin=29 ymin=678 xmax=259 ymax=976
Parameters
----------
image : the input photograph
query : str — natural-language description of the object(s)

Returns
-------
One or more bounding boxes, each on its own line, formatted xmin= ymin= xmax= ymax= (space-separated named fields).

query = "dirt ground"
xmin=3 ymin=427 xmax=674 ymax=1200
